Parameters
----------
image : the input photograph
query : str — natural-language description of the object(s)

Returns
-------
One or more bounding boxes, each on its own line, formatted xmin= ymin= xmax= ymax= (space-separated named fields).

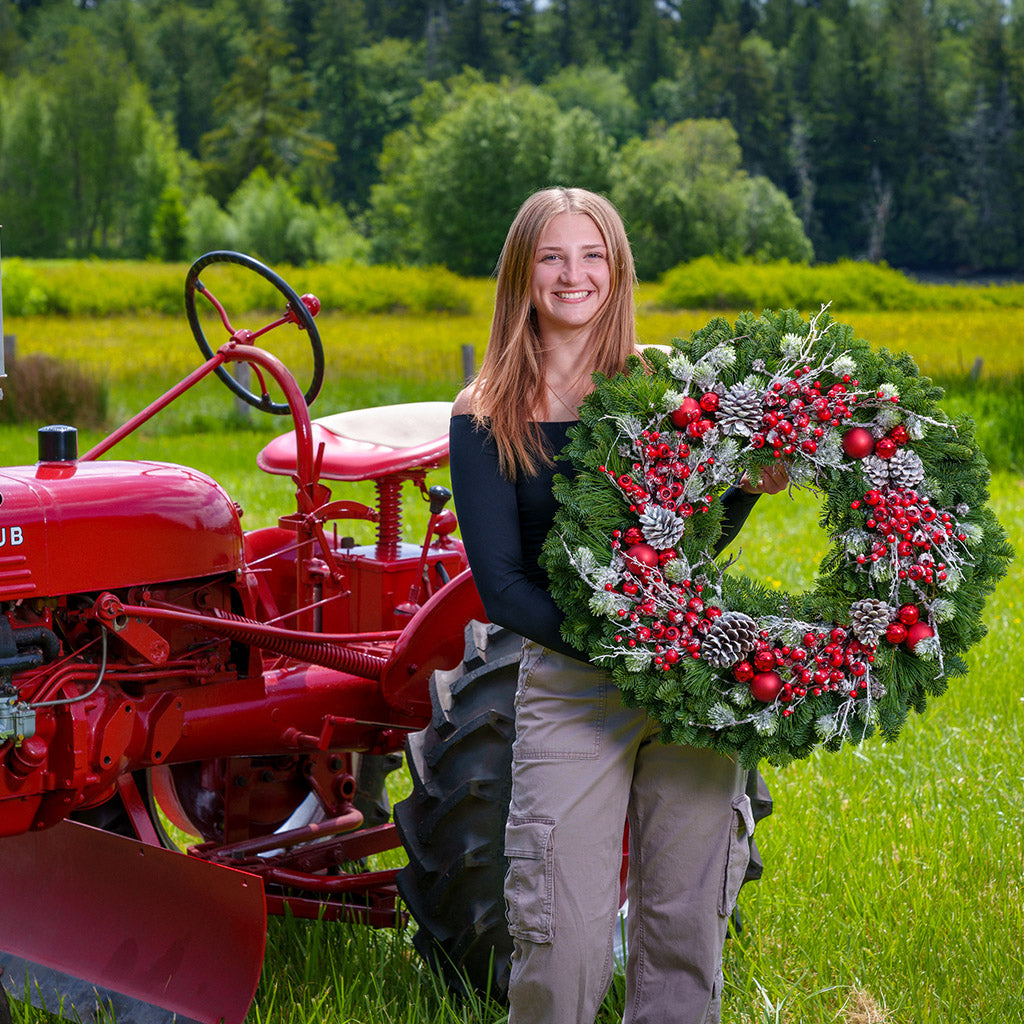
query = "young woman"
xmin=449 ymin=187 xmax=783 ymax=1024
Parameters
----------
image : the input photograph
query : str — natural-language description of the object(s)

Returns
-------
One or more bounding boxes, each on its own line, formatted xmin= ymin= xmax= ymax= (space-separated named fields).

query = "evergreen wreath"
xmin=542 ymin=307 xmax=1014 ymax=768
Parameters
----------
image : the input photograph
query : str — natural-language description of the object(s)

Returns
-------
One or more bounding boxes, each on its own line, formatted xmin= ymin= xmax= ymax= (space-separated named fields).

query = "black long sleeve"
xmin=450 ymin=415 xmax=581 ymax=658
xmin=449 ymin=414 xmax=760 ymax=663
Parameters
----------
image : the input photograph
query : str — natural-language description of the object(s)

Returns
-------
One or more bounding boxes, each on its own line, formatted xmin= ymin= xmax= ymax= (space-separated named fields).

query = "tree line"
xmin=0 ymin=0 xmax=1021 ymax=277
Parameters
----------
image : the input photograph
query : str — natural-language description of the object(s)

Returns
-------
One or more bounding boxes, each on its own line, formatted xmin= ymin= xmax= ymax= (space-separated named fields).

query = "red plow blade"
xmin=0 ymin=821 xmax=267 ymax=1024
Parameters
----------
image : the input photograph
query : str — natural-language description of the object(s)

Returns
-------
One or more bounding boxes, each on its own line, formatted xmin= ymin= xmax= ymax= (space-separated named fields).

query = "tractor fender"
xmin=379 ymin=569 xmax=486 ymax=716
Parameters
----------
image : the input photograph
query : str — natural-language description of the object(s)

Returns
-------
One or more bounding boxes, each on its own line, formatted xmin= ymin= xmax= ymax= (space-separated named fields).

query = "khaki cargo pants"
xmin=504 ymin=642 xmax=753 ymax=1024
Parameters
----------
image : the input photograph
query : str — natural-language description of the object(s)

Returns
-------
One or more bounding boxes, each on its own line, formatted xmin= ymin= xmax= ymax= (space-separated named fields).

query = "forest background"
xmin=3 ymin=0 xmax=1024 ymax=278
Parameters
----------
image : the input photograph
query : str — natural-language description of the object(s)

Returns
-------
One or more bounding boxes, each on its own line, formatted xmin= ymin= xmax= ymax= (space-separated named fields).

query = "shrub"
xmin=611 ymin=120 xmax=813 ymax=279
xmin=0 ymin=354 xmax=108 ymax=428
xmin=658 ymin=256 xmax=1024 ymax=311
xmin=0 ymin=260 xmax=53 ymax=316
xmin=0 ymin=259 xmax=473 ymax=316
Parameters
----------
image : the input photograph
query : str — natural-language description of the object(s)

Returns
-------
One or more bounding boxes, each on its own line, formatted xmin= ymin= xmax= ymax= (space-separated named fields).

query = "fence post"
xmin=1 ymin=226 xmax=6 ymax=385
xmin=234 ymin=362 xmax=251 ymax=422
xmin=1 ymin=335 xmax=13 ymax=399
xmin=461 ymin=344 xmax=475 ymax=384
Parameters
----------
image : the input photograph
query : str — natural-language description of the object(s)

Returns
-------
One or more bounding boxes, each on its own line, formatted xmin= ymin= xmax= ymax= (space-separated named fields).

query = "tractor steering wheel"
xmin=185 ymin=250 xmax=325 ymax=415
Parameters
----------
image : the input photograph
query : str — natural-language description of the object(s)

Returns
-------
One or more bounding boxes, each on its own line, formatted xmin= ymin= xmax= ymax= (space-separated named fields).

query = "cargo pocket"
xmin=718 ymin=793 xmax=754 ymax=918
xmin=504 ymin=816 xmax=556 ymax=943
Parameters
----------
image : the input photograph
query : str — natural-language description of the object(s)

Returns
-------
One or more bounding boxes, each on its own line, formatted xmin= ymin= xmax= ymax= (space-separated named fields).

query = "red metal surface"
xmin=0 ymin=461 xmax=243 ymax=600
xmin=242 ymin=523 xmax=467 ymax=635
xmin=258 ymin=420 xmax=449 ymax=482
xmin=0 ymin=821 xmax=267 ymax=1024
xmin=159 ymin=662 xmax=421 ymax=764
xmin=381 ymin=568 xmax=486 ymax=715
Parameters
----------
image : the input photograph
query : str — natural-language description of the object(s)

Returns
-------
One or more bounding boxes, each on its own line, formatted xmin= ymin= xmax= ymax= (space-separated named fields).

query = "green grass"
xmin=234 ymin=474 xmax=1021 ymax=1024
xmin=1 ymin=293 xmax=1021 ymax=1023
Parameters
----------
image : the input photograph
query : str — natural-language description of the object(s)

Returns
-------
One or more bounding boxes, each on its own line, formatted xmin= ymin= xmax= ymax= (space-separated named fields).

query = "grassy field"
xmin=1 ymin=284 xmax=1022 ymax=1023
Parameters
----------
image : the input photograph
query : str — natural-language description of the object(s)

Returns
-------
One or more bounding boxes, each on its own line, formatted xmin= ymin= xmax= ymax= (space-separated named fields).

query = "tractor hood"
xmin=0 ymin=460 xmax=245 ymax=600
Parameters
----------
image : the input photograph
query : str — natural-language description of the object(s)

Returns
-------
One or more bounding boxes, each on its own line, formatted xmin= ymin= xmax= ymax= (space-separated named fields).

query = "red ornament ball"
xmin=897 ymin=603 xmax=920 ymax=626
xmin=889 ymin=424 xmax=909 ymax=445
xmin=750 ymin=671 xmax=784 ymax=703
xmin=842 ymin=426 xmax=875 ymax=459
xmin=670 ymin=397 xmax=701 ymax=427
xmin=733 ymin=660 xmax=754 ymax=683
xmin=875 ymin=437 xmax=898 ymax=460
xmin=625 ymin=543 xmax=659 ymax=575
xmin=885 ymin=621 xmax=908 ymax=644
xmin=699 ymin=391 xmax=720 ymax=413
xmin=905 ymin=621 xmax=935 ymax=651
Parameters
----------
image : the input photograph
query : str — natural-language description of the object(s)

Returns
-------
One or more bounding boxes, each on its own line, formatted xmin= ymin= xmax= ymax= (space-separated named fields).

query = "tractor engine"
xmin=0 ymin=429 xmax=249 ymax=836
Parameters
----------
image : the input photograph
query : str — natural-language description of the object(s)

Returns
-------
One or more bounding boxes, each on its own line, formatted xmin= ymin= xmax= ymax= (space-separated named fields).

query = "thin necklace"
xmin=544 ymin=380 xmax=581 ymax=419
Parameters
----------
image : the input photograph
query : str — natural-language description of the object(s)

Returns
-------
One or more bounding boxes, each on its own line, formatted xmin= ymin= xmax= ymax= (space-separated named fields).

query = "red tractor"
xmin=0 ymin=253 xmax=769 ymax=1023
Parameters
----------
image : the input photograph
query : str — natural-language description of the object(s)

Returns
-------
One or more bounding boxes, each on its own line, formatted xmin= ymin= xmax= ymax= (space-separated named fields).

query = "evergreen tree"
xmin=146 ymin=2 xmax=238 ymax=156
xmin=693 ymin=22 xmax=790 ymax=178
xmin=948 ymin=2 xmax=1023 ymax=269
xmin=786 ymin=2 xmax=891 ymax=262
xmin=878 ymin=0 xmax=958 ymax=267
xmin=200 ymin=20 xmax=336 ymax=203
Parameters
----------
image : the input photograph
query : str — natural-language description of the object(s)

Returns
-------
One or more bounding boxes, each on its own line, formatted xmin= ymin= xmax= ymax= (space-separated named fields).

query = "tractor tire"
xmin=394 ymin=622 xmax=521 ymax=1001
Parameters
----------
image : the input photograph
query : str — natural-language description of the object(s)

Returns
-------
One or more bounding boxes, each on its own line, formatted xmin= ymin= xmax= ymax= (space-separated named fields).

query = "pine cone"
xmin=849 ymin=598 xmax=892 ymax=645
xmin=700 ymin=610 xmax=759 ymax=668
xmin=888 ymin=448 xmax=925 ymax=489
xmin=869 ymin=677 xmax=887 ymax=700
xmin=716 ymin=381 xmax=762 ymax=436
xmin=639 ymin=505 xmax=685 ymax=549
xmin=861 ymin=454 xmax=891 ymax=490
xmin=862 ymin=448 xmax=925 ymax=489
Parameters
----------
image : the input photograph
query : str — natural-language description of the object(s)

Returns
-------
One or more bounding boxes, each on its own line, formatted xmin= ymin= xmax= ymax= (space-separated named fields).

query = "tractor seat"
xmin=257 ymin=401 xmax=453 ymax=482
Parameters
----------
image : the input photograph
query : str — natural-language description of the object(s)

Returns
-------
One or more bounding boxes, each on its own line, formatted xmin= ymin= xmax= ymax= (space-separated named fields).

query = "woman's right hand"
xmin=738 ymin=463 xmax=789 ymax=495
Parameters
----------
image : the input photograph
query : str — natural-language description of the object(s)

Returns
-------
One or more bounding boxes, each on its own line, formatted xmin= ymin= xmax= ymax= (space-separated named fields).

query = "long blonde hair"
xmin=467 ymin=187 xmax=637 ymax=476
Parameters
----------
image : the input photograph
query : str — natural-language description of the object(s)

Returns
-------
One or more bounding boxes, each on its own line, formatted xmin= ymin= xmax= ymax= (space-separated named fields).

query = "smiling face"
xmin=529 ymin=212 xmax=611 ymax=343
